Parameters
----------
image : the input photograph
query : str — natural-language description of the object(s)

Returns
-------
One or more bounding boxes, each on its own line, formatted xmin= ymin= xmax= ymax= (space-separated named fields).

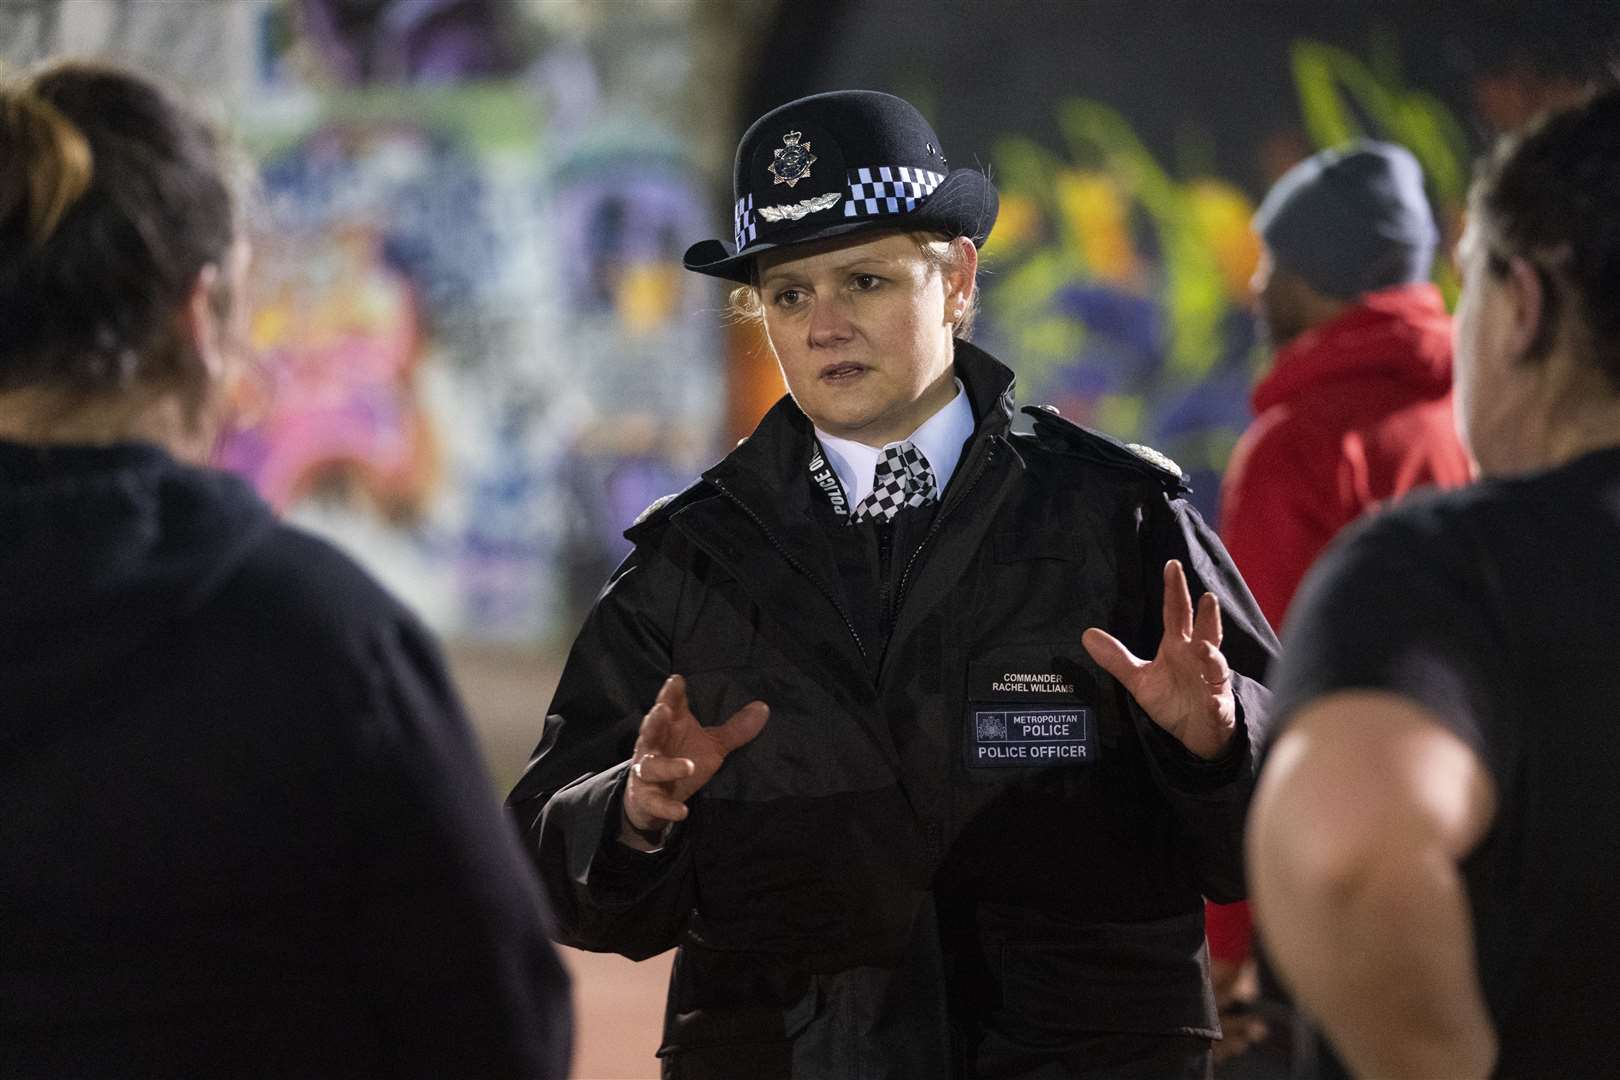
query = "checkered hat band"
xmin=733 ymin=193 xmax=757 ymax=250
xmin=851 ymin=442 xmax=938 ymax=523
xmin=842 ymin=166 xmax=946 ymax=219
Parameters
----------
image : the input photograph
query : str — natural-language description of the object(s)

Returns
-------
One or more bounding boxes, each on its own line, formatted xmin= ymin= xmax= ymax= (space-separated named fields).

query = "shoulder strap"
xmin=1020 ymin=405 xmax=1191 ymax=495
xmin=624 ymin=479 xmax=715 ymax=541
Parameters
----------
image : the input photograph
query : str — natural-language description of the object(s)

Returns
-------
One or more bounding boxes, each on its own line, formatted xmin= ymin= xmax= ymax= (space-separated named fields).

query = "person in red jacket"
xmin=1211 ymin=142 xmax=1474 ymax=1069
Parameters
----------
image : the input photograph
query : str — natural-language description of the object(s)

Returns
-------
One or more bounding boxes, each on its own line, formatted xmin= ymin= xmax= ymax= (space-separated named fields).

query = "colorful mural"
xmin=970 ymin=40 xmax=1480 ymax=517
xmin=228 ymin=75 xmax=724 ymax=641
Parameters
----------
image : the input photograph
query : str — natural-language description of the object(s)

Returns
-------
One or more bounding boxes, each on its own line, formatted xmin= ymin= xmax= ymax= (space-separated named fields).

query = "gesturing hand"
xmin=1082 ymin=559 xmax=1236 ymax=760
xmin=620 ymin=674 xmax=769 ymax=849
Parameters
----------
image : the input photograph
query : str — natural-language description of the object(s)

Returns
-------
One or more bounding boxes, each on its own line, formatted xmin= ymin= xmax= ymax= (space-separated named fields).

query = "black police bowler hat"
xmin=683 ymin=90 xmax=999 ymax=283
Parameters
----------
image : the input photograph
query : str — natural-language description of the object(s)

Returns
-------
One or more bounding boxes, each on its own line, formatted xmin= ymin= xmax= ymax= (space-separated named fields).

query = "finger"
xmin=713 ymin=701 xmax=769 ymax=753
xmin=1162 ymin=560 xmax=1194 ymax=640
xmin=658 ymin=673 xmax=690 ymax=721
xmin=629 ymin=788 xmax=690 ymax=824
xmin=1193 ymin=589 xmax=1223 ymax=647
xmin=633 ymin=701 xmax=672 ymax=756
xmin=1195 ymin=641 xmax=1231 ymax=691
xmin=1082 ymin=627 xmax=1148 ymax=690
xmin=633 ymin=755 xmax=696 ymax=784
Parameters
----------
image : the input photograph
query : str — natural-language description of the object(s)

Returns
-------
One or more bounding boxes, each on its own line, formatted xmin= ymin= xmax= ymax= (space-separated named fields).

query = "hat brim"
xmin=683 ymin=167 xmax=999 ymax=284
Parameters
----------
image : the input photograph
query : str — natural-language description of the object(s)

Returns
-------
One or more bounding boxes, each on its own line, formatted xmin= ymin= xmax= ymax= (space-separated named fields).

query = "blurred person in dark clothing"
xmin=1250 ymin=87 xmax=1620 ymax=1078
xmin=1209 ymin=141 xmax=1473 ymax=1072
xmin=0 ymin=61 xmax=570 ymax=1078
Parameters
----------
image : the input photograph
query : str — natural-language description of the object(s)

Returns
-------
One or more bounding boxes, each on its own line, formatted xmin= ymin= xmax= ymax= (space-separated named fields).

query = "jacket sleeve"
xmin=1126 ymin=491 xmax=1279 ymax=904
xmin=353 ymin=616 xmax=573 ymax=1079
xmin=506 ymin=541 xmax=697 ymax=959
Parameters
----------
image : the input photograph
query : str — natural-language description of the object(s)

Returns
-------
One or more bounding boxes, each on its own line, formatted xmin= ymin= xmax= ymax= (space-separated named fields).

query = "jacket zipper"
xmin=876 ymin=521 xmax=895 ymax=643
xmin=707 ymin=476 xmax=870 ymax=662
xmin=891 ymin=437 xmax=1002 ymax=618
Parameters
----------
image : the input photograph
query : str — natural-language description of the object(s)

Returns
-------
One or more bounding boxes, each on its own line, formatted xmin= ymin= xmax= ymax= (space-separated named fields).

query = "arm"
xmin=355 ymin=618 xmax=573 ymax=1079
xmin=506 ymin=544 xmax=766 ymax=959
xmin=506 ymin=548 xmax=695 ymax=957
xmin=1249 ymin=691 xmax=1498 ymax=1079
xmin=1084 ymin=493 xmax=1278 ymax=901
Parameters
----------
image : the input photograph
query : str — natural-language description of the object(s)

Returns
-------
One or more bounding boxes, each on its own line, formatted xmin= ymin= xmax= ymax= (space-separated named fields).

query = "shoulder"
xmin=1294 ymin=484 xmax=1489 ymax=615
xmin=623 ymin=477 xmax=718 ymax=542
xmin=212 ymin=522 xmax=434 ymax=697
xmin=1013 ymin=405 xmax=1190 ymax=497
xmin=1238 ymin=401 xmax=1348 ymax=477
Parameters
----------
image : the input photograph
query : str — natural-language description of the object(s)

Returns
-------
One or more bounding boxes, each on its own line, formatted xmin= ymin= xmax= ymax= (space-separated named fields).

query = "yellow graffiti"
xmin=985 ymin=37 xmax=1474 ymax=444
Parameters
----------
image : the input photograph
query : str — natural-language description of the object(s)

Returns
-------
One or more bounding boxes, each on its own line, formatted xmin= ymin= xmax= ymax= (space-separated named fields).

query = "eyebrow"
xmin=759 ymin=256 xmax=897 ymax=289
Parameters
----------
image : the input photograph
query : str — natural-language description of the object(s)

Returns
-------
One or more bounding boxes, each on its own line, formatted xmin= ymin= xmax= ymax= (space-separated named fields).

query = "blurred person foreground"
xmin=0 ymin=60 xmax=571 ymax=1077
xmin=1209 ymin=141 xmax=1473 ymax=1075
xmin=1251 ymin=85 xmax=1620 ymax=1078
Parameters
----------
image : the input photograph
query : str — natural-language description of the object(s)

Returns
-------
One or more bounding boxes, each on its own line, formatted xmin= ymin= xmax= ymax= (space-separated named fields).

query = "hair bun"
xmin=0 ymin=88 xmax=93 ymax=252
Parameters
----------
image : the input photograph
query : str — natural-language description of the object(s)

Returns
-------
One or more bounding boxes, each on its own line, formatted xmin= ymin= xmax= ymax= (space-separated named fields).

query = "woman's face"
xmin=755 ymin=230 xmax=971 ymax=448
xmin=1452 ymin=222 xmax=1531 ymax=476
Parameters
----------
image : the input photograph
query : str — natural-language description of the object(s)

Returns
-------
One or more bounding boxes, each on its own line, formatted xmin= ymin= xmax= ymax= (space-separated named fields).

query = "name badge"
xmin=966 ymin=705 xmax=1094 ymax=768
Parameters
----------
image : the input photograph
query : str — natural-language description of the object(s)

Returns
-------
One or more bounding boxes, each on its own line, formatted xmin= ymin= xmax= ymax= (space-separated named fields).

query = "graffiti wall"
xmin=741 ymin=1 xmax=1614 ymax=521
xmin=224 ymin=23 xmax=729 ymax=640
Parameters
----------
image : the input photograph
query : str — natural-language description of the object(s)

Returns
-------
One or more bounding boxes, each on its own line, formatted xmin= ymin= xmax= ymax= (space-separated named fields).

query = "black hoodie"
xmin=0 ymin=440 xmax=571 ymax=1078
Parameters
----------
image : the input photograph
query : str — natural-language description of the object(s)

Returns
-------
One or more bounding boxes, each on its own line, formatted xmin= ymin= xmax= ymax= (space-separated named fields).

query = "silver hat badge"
xmin=768 ymin=131 xmax=817 ymax=188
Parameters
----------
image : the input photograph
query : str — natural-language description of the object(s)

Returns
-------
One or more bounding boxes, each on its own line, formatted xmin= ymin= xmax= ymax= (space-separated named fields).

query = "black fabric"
xmin=0 ymin=440 xmax=571 ymax=1079
xmin=508 ymin=342 xmax=1277 ymax=1079
xmin=1267 ymin=445 xmax=1620 ymax=1079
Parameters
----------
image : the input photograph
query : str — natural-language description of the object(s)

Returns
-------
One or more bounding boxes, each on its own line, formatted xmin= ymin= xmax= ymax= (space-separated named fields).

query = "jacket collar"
xmin=1254 ymin=282 xmax=1453 ymax=416
xmin=705 ymin=339 xmax=1017 ymax=503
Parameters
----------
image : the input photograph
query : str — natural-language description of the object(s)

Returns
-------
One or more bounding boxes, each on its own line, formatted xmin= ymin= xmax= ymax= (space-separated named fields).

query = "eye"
xmin=850 ymin=273 xmax=881 ymax=291
xmin=772 ymin=287 xmax=805 ymax=309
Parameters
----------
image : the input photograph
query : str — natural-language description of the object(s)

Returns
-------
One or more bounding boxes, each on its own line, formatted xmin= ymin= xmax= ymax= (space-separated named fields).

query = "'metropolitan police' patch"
xmin=967 ymin=706 xmax=1094 ymax=768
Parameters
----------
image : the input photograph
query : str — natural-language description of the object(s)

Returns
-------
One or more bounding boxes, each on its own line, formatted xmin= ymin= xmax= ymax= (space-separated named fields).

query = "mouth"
xmin=818 ymin=362 xmax=868 ymax=383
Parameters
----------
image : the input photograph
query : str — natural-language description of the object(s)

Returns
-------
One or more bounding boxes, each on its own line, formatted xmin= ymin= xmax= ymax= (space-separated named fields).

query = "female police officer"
xmin=509 ymin=90 xmax=1276 ymax=1079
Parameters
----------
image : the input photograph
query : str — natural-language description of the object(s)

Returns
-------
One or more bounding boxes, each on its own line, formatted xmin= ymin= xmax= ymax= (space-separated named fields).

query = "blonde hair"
xmin=727 ymin=230 xmax=981 ymax=339
xmin=0 ymin=88 xmax=93 ymax=252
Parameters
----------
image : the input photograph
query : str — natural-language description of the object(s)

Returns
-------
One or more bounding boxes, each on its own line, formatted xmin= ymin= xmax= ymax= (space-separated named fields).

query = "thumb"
xmin=713 ymin=700 xmax=769 ymax=754
xmin=1083 ymin=627 xmax=1147 ymax=691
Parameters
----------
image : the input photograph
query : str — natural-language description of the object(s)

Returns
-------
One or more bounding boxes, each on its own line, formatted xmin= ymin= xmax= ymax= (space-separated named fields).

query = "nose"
xmin=807 ymin=294 xmax=854 ymax=348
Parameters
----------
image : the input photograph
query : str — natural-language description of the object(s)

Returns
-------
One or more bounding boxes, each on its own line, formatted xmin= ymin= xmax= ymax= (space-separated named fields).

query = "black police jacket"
xmin=508 ymin=343 xmax=1277 ymax=1079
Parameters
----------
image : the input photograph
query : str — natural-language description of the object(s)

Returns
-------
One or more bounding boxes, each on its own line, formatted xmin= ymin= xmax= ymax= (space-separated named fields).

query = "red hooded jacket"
xmin=1207 ymin=282 xmax=1473 ymax=964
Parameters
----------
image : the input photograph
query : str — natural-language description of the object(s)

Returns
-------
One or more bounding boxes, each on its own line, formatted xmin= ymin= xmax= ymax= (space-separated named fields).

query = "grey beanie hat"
xmin=1253 ymin=141 xmax=1439 ymax=300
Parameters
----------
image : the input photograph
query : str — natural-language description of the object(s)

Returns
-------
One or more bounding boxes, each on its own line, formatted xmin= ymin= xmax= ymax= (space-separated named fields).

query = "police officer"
xmin=509 ymin=90 xmax=1276 ymax=1079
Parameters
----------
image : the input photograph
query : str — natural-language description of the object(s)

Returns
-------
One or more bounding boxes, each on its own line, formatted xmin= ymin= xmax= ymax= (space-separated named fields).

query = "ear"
xmin=943 ymin=236 xmax=979 ymax=322
xmin=176 ymin=263 xmax=226 ymax=385
xmin=1502 ymin=254 xmax=1546 ymax=361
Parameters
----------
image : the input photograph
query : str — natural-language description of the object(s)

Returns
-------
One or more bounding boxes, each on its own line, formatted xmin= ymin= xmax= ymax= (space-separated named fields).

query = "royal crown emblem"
xmin=768 ymin=130 xmax=816 ymax=188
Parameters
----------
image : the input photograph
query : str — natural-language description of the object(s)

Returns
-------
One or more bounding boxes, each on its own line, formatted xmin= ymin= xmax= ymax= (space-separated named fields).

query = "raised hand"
xmin=620 ymin=674 xmax=769 ymax=849
xmin=1082 ymin=559 xmax=1237 ymax=760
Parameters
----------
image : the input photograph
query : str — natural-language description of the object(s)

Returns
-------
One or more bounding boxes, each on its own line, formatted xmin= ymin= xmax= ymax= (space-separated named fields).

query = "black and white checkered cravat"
xmin=851 ymin=441 xmax=937 ymax=523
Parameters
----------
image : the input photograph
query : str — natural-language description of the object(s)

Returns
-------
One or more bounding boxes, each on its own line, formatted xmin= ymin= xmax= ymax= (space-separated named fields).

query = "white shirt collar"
xmin=813 ymin=378 xmax=975 ymax=507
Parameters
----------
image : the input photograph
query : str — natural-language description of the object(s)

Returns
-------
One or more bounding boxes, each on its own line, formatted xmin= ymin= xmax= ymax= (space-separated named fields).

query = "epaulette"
xmin=1021 ymin=404 xmax=1191 ymax=495
xmin=625 ymin=479 xmax=713 ymax=538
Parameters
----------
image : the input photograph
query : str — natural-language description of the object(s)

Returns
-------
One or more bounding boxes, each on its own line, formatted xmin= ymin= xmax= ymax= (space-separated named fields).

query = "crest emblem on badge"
xmin=976 ymin=713 xmax=1008 ymax=741
xmin=769 ymin=130 xmax=816 ymax=188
